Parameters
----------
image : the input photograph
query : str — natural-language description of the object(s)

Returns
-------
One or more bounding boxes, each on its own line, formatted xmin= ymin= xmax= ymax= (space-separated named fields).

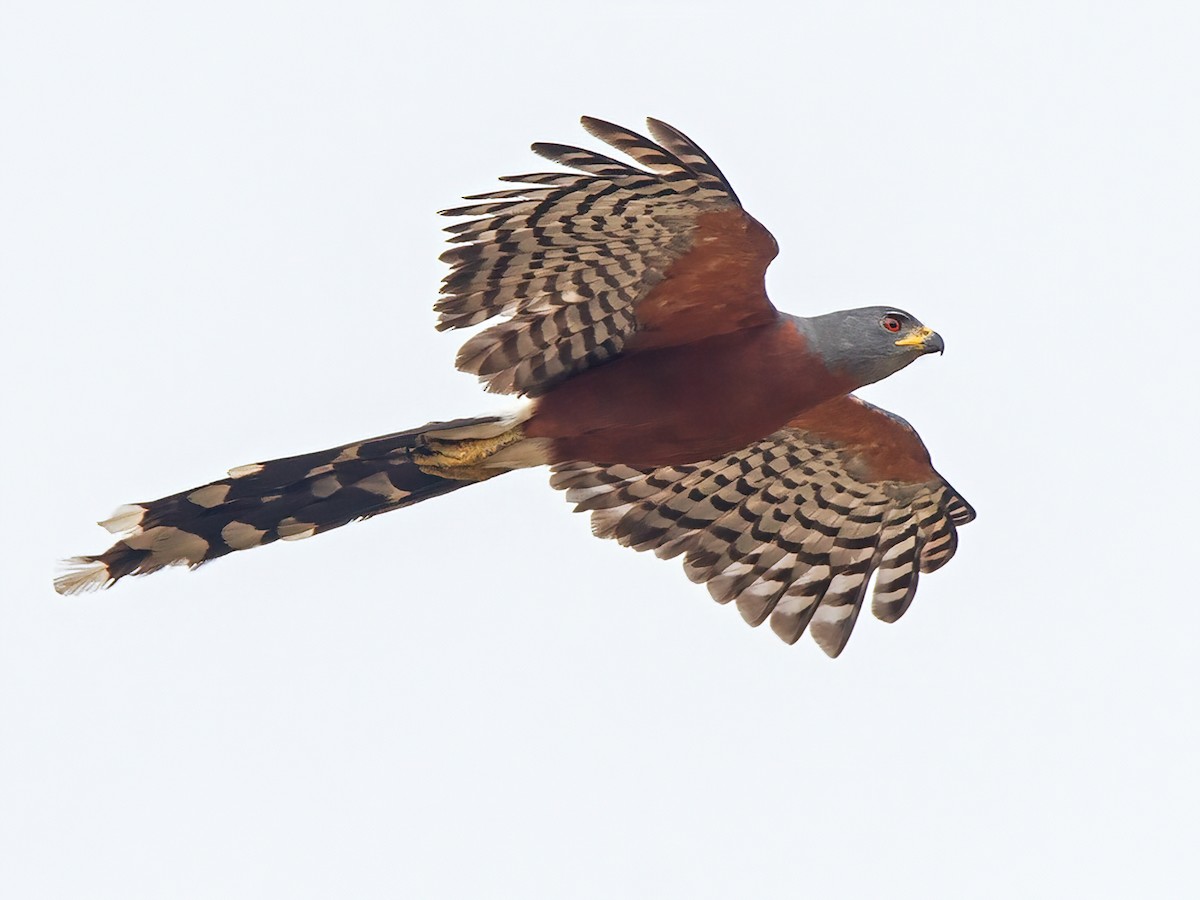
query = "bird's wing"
xmin=437 ymin=117 xmax=780 ymax=396
xmin=549 ymin=395 xmax=975 ymax=657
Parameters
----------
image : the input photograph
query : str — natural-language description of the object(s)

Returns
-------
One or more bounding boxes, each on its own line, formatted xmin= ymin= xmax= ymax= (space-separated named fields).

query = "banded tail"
xmin=55 ymin=414 xmax=540 ymax=595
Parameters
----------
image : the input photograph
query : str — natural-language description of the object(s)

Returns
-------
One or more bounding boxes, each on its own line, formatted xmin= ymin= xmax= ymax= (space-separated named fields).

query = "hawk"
xmin=57 ymin=117 xmax=974 ymax=657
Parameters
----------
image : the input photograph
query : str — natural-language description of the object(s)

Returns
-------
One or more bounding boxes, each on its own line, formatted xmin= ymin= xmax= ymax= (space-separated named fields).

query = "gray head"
xmin=796 ymin=306 xmax=944 ymax=389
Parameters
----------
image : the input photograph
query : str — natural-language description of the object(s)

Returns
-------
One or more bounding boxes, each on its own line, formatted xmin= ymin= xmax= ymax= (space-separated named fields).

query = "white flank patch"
xmin=54 ymin=558 xmax=110 ymax=595
xmin=187 ymin=484 xmax=230 ymax=508
xmin=488 ymin=437 xmax=551 ymax=469
xmin=99 ymin=504 xmax=145 ymax=536
xmin=425 ymin=405 xmax=534 ymax=441
xmin=228 ymin=462 xmax=264 ymax=478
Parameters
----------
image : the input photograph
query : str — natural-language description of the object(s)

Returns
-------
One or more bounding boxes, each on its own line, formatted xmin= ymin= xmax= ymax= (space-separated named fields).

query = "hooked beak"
xmin=895 ymin=325 xmax=944 ymax=355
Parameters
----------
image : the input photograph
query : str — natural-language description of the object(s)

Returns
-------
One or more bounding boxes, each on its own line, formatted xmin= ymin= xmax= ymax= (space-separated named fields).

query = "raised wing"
xmin=437 ymin=116 xmax=779 ymax=396
xmin=549 ymin=396 xmax=975 ymax=657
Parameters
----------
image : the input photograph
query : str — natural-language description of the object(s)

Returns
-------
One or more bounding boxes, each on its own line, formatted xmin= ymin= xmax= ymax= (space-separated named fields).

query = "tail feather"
xmin=56 ymin=415 xmax=518 ymax=594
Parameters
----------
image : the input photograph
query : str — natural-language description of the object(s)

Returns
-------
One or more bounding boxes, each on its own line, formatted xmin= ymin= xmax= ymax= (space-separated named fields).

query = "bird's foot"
xmin=411 ymin=428 xmax=526 ymax=481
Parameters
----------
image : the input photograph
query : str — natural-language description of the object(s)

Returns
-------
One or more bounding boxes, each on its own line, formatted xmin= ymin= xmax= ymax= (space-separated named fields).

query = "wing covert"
xmin=437 ymin=117 xmax=779 ymax=396
xmin=549 ymin=396 xmax=974 ymax=657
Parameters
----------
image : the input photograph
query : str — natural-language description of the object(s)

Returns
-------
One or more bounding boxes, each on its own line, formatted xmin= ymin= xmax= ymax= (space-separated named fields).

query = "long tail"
xmin=55 ymin=414 xmax=535 ymax=594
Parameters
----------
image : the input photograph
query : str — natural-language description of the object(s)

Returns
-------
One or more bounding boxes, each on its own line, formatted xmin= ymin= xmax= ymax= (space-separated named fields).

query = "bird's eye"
xmin=881 ymin=316 xmax=902 ymax=333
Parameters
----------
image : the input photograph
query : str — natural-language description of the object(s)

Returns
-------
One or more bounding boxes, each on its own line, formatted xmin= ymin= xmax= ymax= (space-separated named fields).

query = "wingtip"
xmin=644 ymin=115 xmax=672 ymax=134
xmin=943 ymin=488 xmax=977 ymax=526
xmin=578 ymin=115 xmax=627 ymax=142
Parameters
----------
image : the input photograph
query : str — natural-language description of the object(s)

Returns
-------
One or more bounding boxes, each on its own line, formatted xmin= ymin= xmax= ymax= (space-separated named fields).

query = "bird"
xmin=56 ymin=116 xmax=974 ymax=657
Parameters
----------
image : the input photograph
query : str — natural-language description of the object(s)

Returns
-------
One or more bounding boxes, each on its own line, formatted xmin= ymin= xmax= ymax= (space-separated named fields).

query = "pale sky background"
xmin=2 ymin=2 xmax=1198 ymax=898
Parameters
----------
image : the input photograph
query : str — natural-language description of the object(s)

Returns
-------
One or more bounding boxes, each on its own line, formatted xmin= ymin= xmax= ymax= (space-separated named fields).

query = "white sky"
xmin=3 ymin=2 xmax=1198 ymax=897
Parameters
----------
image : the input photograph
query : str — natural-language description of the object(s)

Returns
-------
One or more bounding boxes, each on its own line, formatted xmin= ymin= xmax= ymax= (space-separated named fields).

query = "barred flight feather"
xmin=550 ymin=421 xmax=974 ymax=657
xmin=437 ymin=117 xmax=742 ymax=396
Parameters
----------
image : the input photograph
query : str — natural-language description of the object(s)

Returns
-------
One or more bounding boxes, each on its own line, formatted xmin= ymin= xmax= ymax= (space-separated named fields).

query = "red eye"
xmin=881 ymin=316 xmax=902 ymax=333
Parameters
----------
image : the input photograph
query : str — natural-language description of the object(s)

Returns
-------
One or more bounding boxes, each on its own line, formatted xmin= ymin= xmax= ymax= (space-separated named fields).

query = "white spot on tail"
xmin=188 ymin=484 xmax=231 ymax=508
xmin=125 ymin=526 xmax=209 ymax=565
xmin=310 ymin=475 xmax=341 ymax=499
xmin=99 ymin=504 xmax=145 ymax=536
xmin=277 ymin=518 xmax=317 ymax=541
xmin=54 ymin=558 xmax=110 ymax=595
xmin=221 ymin=521 xmax=267 ymax=550
xmin=279 ymin=528 xmax=316 ymax=541
xmin=228 ymin=463 xmax=263 ymax=478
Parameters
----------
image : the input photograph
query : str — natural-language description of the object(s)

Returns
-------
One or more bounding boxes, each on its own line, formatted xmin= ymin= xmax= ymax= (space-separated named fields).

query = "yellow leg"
xmin=412 ymin=427 xmax=526 ymax=481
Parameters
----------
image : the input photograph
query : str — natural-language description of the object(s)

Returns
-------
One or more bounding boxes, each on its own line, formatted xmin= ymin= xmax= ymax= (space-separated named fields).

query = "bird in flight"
xmin=57 ymin=117 xmax=974 ymax=657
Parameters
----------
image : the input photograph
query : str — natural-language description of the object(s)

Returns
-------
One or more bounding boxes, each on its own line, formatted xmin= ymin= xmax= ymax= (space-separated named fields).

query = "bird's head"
xmin=800 ymin=307 xmax=944 ymax=389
